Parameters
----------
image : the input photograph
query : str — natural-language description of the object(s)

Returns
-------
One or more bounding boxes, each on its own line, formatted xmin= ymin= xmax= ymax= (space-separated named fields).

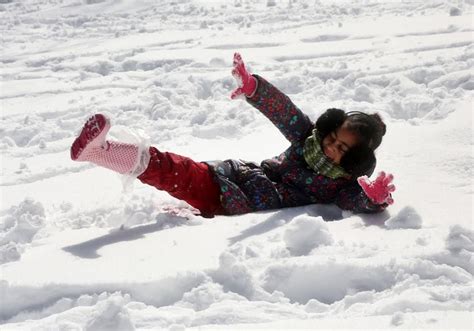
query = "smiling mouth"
xmin=323 ymin=146 xmax=333 ymax=161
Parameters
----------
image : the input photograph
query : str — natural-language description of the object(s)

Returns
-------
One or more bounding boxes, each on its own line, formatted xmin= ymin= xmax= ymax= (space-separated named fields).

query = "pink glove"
xmin=231 ymin=52 xmax=257 ymax=99
xmin=357 ymin=171 xmax=396 ymax=205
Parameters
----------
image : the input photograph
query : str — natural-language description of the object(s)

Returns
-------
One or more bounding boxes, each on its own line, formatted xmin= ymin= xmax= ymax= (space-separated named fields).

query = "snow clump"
xmin=449 ymin=7 xmax=462 ymax=16
xmin=283 ymin=215 xmax=334 ymax=256
xmin=178 ymin=281 xmax=245 ymax=311
xmin=0 ymin=199 xmax=45 ymax=263
xmin=84 ymin=292 xmax=134 ymax=331
xmin=445 ymin=225 xmax=474 ymax=253
xmin=210 ymin=250 xmax=258 ymax=299
xmin=0 ymin=242 xmax=22 ymax=264
xmin=390 ymin=311 xmax=405 ymax=326
xmin=385 ymin=206 xmax=422 ymax=229
xmin=266 ymin=0 xmax=276 ymax=7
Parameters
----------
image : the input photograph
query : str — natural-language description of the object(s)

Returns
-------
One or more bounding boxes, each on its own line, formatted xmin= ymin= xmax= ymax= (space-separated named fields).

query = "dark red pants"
xmin=137 ymin=147 xmax=224 ymax=217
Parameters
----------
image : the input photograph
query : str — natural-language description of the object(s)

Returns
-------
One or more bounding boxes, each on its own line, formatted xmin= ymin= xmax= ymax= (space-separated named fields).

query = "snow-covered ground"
xmin=1 ymin=0 xmax=473 ymax=329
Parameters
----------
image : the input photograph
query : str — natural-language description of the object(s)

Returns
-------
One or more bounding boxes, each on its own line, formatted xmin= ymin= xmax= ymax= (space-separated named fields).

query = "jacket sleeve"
xmin=246 ymin=75 xmax=313 ymax=145
xmin=334 ymin=181 xmax=388 ymax=214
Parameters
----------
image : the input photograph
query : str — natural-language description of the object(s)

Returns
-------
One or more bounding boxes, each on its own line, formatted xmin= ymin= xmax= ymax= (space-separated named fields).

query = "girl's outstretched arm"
xmin=231 ymin=52 xmax=313 ymax=145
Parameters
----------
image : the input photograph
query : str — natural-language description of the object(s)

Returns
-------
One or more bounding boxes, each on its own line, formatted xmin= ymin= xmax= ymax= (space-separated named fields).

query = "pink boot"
xmin=71 ymin=114 xmax=143 ymax=175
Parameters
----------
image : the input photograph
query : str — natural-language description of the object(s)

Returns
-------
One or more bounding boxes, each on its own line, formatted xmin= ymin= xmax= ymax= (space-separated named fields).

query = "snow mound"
xmin=177 ymin=281 xmax=245 ymax=311
xmin=0 ymin=199 xmax=45 ymax=263
xmin=210 ymin=250 xmax=258 ymax=299
xmin=263 ymin=260 xmax=395 ymax=304
xmin=0 ymin=243 xmax=22 ymax=265
xmin=385 ymin=206 xmax=422 ymax=229
xmin=446 ymin=225 xmax=474 ymax=253
xmin=390 ymin=312 xmax=405 ymax=326
xmin=84 ymin=293 xmax=134 ymax=331
xmin=449 ymin=7 xmax=462 ymax=16
xmin=283 ymin=215 xmax=334 ymax=256
xmin=353 ymin=84 xmax=373 ymax=103
xmin=5 ymin=291 xmax=137 ymax=330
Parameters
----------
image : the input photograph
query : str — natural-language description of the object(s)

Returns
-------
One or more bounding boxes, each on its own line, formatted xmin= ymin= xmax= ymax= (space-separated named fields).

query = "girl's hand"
xmin=357 ymin=171 xmax=396 ymax=205
xmin=231 ymin=52 xmax=257 ymax=99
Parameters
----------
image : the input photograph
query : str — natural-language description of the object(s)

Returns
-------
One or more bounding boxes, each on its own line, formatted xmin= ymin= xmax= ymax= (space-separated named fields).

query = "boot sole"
xmin=71 ymin=114 xmax=111 ymax=161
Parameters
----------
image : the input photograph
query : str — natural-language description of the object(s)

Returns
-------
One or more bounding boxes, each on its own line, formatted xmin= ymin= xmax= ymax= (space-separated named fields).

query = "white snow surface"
xmin=1 ymin=0 xmax=473 ymax=330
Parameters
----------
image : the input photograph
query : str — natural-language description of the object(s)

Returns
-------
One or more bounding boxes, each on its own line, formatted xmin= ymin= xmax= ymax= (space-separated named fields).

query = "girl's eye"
xmin=338 ymin=144 xmax=348 ymax=154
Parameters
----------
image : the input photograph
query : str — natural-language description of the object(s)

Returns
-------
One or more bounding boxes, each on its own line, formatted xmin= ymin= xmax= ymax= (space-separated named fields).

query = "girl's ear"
xmin=315 ymin=108 xmax=346 ymax=138
xmin=341 ymin=145 xmax=376 ymax=178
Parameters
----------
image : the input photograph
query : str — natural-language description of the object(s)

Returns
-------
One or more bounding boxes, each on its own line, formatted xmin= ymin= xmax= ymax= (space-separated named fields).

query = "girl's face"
xmin=322 ymin=121 xmax=359 ymax=165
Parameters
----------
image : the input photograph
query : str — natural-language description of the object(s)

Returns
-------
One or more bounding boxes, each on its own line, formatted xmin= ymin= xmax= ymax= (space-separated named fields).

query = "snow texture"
xmin=1 ymin=0 xmax=473 ymax=329
xmin=283 ymin=215 xmax=334 ymax=256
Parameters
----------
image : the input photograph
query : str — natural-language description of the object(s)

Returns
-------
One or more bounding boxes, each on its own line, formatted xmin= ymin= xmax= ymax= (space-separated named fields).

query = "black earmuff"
xmin=340 ymin=145 xmax=376 ymax=178
xmin=344 ymin=111 xmax=385 ymax=149
xmin=315 ymin=108 xmax=346 ymax=139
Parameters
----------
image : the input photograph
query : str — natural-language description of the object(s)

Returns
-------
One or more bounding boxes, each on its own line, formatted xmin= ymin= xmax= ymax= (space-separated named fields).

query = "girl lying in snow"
xmin=71 ymin=53 xmax=395 ymax=218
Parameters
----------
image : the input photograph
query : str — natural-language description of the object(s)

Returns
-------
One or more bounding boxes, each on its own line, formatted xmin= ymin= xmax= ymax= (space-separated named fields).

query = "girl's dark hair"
xmin=340 ymin=146 xmax=376 ymax=179
xmin=344 ymin=111 xmax=386 ymax=150
xmin=315 ymin=108 xmax=386 ymax=178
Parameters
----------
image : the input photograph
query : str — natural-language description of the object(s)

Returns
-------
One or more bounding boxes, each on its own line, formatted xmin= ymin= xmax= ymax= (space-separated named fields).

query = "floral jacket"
xmin=206 ymin=75 xmax=387 ymax=215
